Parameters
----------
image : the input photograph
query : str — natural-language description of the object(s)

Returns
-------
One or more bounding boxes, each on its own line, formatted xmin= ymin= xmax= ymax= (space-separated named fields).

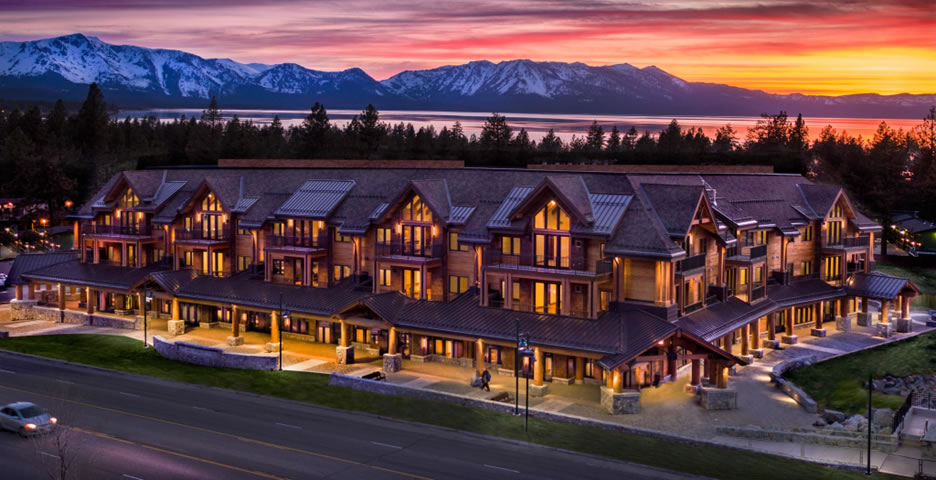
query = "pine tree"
xmin=622 ymin=127 xmax=638 ymax=151
xmin=713 ymin=124 xmax=737 ymax=153
xmin=301 ymin=102 xmax=330 ymax=157
xmin=358 ymin=104 xmax=385 ymax=158
xmin=480 ymin=113 xmax=512 ymax=150
xmin=75 ymin=83 xmax=110 ymax=160
xmin=585 ymin=121 xmax=604 ymax=152
xmin=538 ymin=129 xmax=563 ymax=155
xmin=606 ymin=126 xmax=621 ymax=154
xmin=201 ymin=96 xmax=222 ymax=127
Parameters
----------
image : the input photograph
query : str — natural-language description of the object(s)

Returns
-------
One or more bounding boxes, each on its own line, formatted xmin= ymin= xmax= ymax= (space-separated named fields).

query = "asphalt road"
xmin=0 ymin=352 xmax=704 ymax=480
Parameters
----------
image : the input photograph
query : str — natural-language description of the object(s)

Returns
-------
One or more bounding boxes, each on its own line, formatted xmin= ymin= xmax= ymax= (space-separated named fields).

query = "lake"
xmin=116 ymin=108 xmax=924 ymax=142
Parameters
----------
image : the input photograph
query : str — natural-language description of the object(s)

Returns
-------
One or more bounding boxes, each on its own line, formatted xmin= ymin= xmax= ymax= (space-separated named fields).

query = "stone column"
xmin=574 ymin=357 xmax=585 ymax=384
xmin=265 ymin=311 xmax=281 ymax=353
xmin=336 ymin=319 xmax=354 ymax=365
xmin=57 ymin=283 xmax=65 ymax=311
xmin=227 ymin=306 xmax=243 ymax=346
xmin=531 ymin=346 xmax=548 ymax=396
xmin=896 ymin=294 xmax=913 ymax=333
xmin=167 ymin=298 xmax=183 ymax=336
xmin=858 ymin=296 xmax=872 ymax=326
xmin=691 ymin=359 xmax=701 ymax=386
xmin=782 ymin=307 xmax=798 ymax=344
xmin=383 ymin=327 xmax=402 ymax=373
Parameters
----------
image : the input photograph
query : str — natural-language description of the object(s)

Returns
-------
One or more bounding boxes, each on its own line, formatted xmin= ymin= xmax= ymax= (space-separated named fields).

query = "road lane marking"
xmin=0 ymin=369 xmax=15 ymax=374
xmin=39 ymin=451 xmax=61 ymax=459
xmin=55 ymin=379 xmax=74 ymax=384
xmin=191 ymin=406 xmax=211 ymax=411
xmin=484 ymin=464 xmax=519 ymax=473
xmin=371 ymin=441 xmax=402 ymax=449
xmin=121 ymin=475 xmax=144 ymax=480
xmin=275 ymin=422 xmax=301 ymax=429
xmin=119 ymin=392 xmax=140 ymax=398
xmin=71 ymin=427 xmax=284 ymax=480
xmin=0 ymin=384 xmax=433 ymax=480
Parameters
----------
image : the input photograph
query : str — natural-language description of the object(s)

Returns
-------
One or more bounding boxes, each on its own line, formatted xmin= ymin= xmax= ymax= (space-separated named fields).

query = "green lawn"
xmin=786 ymin=331 xmax=936 ymax=414
xmin=0 ymin=334 xmax=893 ymax=480
xmin=874 ymin=263 xmax=936 ymax=309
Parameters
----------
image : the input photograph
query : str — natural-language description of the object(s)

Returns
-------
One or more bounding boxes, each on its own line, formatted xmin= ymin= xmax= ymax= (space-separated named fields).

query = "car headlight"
xmin=24 ymin=423 xmax=37 ymax=430
xmin=49 ymin=417 xmax=57 ymax=424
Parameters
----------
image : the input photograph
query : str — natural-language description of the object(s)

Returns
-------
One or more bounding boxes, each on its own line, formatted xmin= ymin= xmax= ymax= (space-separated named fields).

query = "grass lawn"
xmin=786 ymin=331 xmax=936 ymax=415
xmin=0 ymin=334 xmax=894 ymax=480
xmin=873 ymin=263 xmax=936 ymax=309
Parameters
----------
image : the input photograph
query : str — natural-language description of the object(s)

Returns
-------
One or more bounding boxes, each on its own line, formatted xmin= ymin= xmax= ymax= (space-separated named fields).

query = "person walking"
xmin=481 ymin=367 xmax=491 ymax=391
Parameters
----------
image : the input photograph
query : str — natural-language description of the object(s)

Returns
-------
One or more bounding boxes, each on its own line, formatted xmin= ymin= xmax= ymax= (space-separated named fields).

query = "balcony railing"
xmin=684 ymin=301 xmax=704 ymax=314
xmin=484 ymin=250 xmax=613 ymax=274
xmin=751 ymin=285 xmax=766 ymax=301
xmin=82 ymin=223 xmax=152 ymax=236
xmin=847 ymin=261 xmax=864 ymax=273
xmin=676 ymin=253 xmax=706 ymax=273
xmin=264 ymin=233 xmax=326 ymax=250
xmin=750 ymin=244 xmax=767 ymax=260
xmin=376 ymin=243 xmax=443 ymax=259
xmin=726 ymin=243 xmax=767 ymax=262
xmin=174 ymin=226 xmax=232 ymax=242
xmin=824 ymin=234 xmax=870 ymax=249
xmin=487 ymin=299 xmax=581 ymax=317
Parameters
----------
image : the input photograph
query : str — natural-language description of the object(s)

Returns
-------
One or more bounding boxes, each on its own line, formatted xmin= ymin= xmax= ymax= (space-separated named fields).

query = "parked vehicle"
xmin=0 ymin=402 xmax=57 ymax=437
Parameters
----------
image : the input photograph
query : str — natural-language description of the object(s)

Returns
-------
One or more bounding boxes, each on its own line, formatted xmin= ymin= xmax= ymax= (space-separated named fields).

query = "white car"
xmin=0 ymin=402 xmax=57 ymax=437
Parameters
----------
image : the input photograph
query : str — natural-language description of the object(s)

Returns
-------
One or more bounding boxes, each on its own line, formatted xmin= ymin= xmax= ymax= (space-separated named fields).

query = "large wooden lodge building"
xmin=8 ymin=163 xmax=920 ymax=411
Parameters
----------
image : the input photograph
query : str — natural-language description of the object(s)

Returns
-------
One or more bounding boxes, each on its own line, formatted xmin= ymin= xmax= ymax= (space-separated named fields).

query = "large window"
xmin=827 ymin=221 xmax=842 ymax=245
xmin=802 ymin=225 xmax=814 ymax=241
xmin=534 ymin=281 xmax=561 ymax=314
xmin=745 ymin=230 xmax=767 ymax=246
xmin=533 ymin=201 xmax=570 ymax=231
xmin=501 ymin=236 xmax=521 ymax=255
xmin=379 ymin=268 xmax=392 ymax=287
xmin=449 ymin=275 xmax=468 ymax=294
xmin=448 ymin=232 xmax=468 ymax=251
xmin=801 ymin=260 xmax=813 ymax=275
xmin=402 ymin=225 xmax=430 ymax=256
xmin=201 ymin=193 xmax=221 ymax=212
xmin=237 ymin=255 xmax=251 ymax=272
xmin=119 ymin=188 xmax=139 ymax=209
xmin=333 ymin=264 xmax=350 ymax=281
xmin=272 ymin=259 xmax=284 ymax=276
xmin=824 ymin=256 xmax=841 ymax=280
xmin=377 ymin=227 xmax=391 ymax=245
xmin=831 ymin=204 xmax=844 ymax=218
xmin=402 ymin=268 xmax=421 ymax=298
xmin=534 ymin=234 xmax=571 ymax=268
xmin=401 ymin=195 xmax=432 ymax=223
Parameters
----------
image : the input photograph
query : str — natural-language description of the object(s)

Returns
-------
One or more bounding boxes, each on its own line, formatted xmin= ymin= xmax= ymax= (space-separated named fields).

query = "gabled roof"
xmin=570 ymin=194 xmax=631 ymax=236
xmin=640 ymin=183 xmax=705 ymax=237
xmin=488 ymin=186 xmax=534 ymax=229
xmin=797 ymin=184 xmax=842 ymax=218
xmin=846 ymin=271 xmax=920 ymax=300
xmin=273 ymin=179 xmax=355 ymax=219
xmin=6 ymin=251 xmax=78 ymax=285
xmin=508 ymin=175 xmax=594 ymax=226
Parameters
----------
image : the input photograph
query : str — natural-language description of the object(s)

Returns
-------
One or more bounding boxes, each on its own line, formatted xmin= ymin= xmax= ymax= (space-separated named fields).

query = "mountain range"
xmin=1 ymin=33 xmax=933 ymax=118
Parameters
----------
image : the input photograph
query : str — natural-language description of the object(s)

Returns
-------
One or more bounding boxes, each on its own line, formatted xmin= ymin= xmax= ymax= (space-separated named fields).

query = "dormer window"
xmin=533 ymin=201 xmax=570 ymax=231
xmin=831 ymin=204 xmax=844 ymax=218
xmin=119 ymin=188 xmax=139 ymax=209
xmin=202 ymin=193 xmax=222 ymax=212
xmin=401 ymin=195 xmax=432 ymax=223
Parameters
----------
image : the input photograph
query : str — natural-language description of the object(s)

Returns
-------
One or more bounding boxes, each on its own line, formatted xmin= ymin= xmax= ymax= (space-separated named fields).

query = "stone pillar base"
xmin=200 ymin=322 xmax=218 ymax=328
xmin=835 ymin=316 xmax=851 ymax=332
xmin=750 ymin=348 xmax=764 ymax=359
xmin=781 ymin=335 xmax=798 ymax=345
xmin=762 ymin=339 xmax=780 ymax=349
xmin=810 ymin=328 xmax=827 ymax=337
xmin=876 ymin=323 xmax=892 ymax=338
xmin=383 ymin=353 xmax=402 ymax=372
xmin=857 ymin=312 xmax=872 ymax=327
xmin=896 ymin=318 xmax=912 ymax=333
xmin=497 ymin=367 xmax=516 ymax=377
xmin=600 ymin=386 xmax=640 ymax=414
xmin=699 ymin=387 xmax=738 ymax=410
xmin=226 ymin=336 xmax=244 ymax=346
xmin=530 ymin=384 xmax=549 ymax=397
xmin=737 ymin=354 xmax=754 ymax=365
xmin=336 ymin=345 xmax=354 ymax=365
xmin=684 ymin=383 xmax=701 ymax=394
xmin=469 ymin=375 xmax=482 ymax=387
xmin=551 ymin=376 xmax=574 ymax=385
xmin=167 ymin=320 xmax=185 ymax=336
xmin=409 ymin=354 xmax=430 ymax=363
xmin=265 ymin=342 xmax=281 ymax=353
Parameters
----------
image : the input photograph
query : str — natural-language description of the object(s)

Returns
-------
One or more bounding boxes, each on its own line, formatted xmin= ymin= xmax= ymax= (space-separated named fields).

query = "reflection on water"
xmin=116 ymin=108 xmax=921 ymax=142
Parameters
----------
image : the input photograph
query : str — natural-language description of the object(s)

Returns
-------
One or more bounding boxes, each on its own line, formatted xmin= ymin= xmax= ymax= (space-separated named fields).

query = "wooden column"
xmin=605 ymin=369 xmax=614 ymax=389
xmin=845 ymin=296 xmax=853 ymax=315
xmin=751 ymin=317 xmax=761 ymax=348
xmin=880 ymin=300 xmax=890 ymax=324
xmin=171 ymin=298 xmax=180 ymax=320
xmin=816 ymin=301 xmax=824 ymax=329
xmin=14 ymin=284 xmax=23 ymax=301
xmin=902 ymin=295 xmax=911 ymax=319
xmin=121 ymin=242 xmax=128 ymax=267
xmin=86 ymin=289 xmax=96 ymax=314
xmin=862 ymin=296 xmax=869 ymax=314
xmin=574 ymin=357 xmax=584 ymax=383
xmin=691 ymin=359 xmax=701 ymax=386
xmin=612 ymin=368 xmax=623 ymax=393
xmin=741 ymin=325 xmax=750 ymax=356
xmin=270 ymin=311 xmax=280 ymax=343
xmin=667 ymin=341 xmax=677 ymax=379
xmin=231 ymin=306 xmax=240 ymax=338
xmin=475 ymin=338 xmax=484 ymax=374
xmin=533 ymin=347 xmax=544 ymax=386
xmin=389 ymin=327 xmax=398 ymax=355
xmin=340 ymin=319 xmax=350 ymax=347
xmin=767 ymin=313 xmax=776 ymax=340
xmin=57 ymin=283 xmax=65 ymax=311
xmin=785 ymin=308 xmax=794 ymax=336
xmin=715 ymin=360 xmax=728 ymax=388
xmin=835 ymin=298 xmax=842 ymax=317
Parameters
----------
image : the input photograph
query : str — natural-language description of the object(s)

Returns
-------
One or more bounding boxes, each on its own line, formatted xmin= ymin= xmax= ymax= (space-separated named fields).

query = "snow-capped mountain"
xmin=1 ymin=34 xmax=933 ymax=117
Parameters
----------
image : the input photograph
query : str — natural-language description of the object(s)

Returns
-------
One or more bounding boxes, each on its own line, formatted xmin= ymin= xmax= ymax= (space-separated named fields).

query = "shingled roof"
xmin=846 ymin=272 xmax=920 ymax=300
xmin=6 ymin=251 xmax=79 ymax=285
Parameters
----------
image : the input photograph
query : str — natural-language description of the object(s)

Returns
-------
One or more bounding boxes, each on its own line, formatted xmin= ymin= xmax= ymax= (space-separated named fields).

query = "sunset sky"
xmin=0 ymin=0 xmax=933 ymax=96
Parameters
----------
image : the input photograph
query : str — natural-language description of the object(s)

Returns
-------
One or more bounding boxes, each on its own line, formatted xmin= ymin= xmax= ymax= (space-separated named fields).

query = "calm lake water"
xmin=116 ymin=109 xmax=923 ymax=142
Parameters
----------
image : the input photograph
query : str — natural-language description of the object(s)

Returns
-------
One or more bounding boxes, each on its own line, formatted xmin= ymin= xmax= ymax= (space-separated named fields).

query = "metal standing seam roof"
xmin=232 ymin=196 xmax=260 ymax=213
xmin=22 ymin=260 xmax=169 ymax=291
xmin=6 ymin=252 xmax=79 ymax=285
xmin=368 ymin=202 xmax=389 ymax=221
xmin=273 ymin=179 xmax=356 ymax=219
xmin=488 ymin=186 xmax=535 ymax=228
xmin=148 ymin=181 xmax=187 ymax=210
xmin=846 ymin=272 xmax=920 ymax=300
xmin=448 ymin=205 xmax=476 ymax=225
xmin=571 ymin=194 xmax=631 ymax=235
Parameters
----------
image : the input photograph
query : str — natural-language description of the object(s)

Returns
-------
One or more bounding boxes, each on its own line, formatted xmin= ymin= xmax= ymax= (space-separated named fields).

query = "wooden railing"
xmin=82 ymin=224 xmax=152 ymax=236
xmin=676 ymin=253 xmax=706 ymax=273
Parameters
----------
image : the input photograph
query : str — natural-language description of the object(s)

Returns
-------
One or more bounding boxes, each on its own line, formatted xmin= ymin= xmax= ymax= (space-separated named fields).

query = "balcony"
xmin=676 ymin=253 xmax=706 ymax=274
xmin=487 ymin=299 xmax=589 ymax=318
xmin=174 ymin=226 xmax=232 ymax=244
xmin=823 ymin=234 xmax=870 ymax=251
xmin=483 ymin=250 xmax=613 ymax=278
xmin=375 ymin=243 xmax=443 ymax=266
xmin=726 ymin=244 xmax=767 ymax=264
xmin=82 ymin=223 xmax=152 ymax=238
xmin=751 ymin=285 xmax=767 ymax=302
xmin=264 ymin=234 xmax=327 ymax=253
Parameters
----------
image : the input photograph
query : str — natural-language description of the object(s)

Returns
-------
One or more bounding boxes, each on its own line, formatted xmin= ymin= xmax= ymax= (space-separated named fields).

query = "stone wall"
xmin=32 ymin=305 xmax=62 ymax=323
xmin=10 ymin=301 xmax=139 ymax=330
xmin=152 ymin=336 xmax=278 ymax=370
xmin=10 ymin=300 xmax=37 ymax=321
xmin=771 ymin=355 xmax=819 ymax=413
xmin=716 ymin=426 xmax=898 ymax=452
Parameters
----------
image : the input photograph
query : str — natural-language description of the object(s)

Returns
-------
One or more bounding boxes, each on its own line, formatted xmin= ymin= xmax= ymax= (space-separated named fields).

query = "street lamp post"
xmin=143 ymin=288 xmax=153 ymax=348
xmin=517 ymin=329 xmax=533 ymax=432
xmin=867 ymin=374 xmax=873 ymax=475
xmin=514 ymin=318 xmax=520 ymax=416
xmin=279 ymin=292 xmax=289 ymax=371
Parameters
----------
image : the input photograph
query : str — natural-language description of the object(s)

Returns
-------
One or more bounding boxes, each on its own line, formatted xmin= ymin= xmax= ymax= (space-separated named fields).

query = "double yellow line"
xmin=0 ymin=384 xmax=431 ymax=480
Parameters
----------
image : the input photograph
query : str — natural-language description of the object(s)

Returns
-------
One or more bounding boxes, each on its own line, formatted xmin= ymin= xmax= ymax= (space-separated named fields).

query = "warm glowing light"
xmin=64 ymin=200 xmax=73 ymax=208
xmin=431 ymin=226 xmax=437 ymax=237
xmin=395 ymin=223 xmax=402 ymax=234
xmin=548 ymin=200 xmax=556 ymax=207
xmin=49 ymin=417 xmax=57 ymax=424
xmin=24 ymin=423 xmax=37 ymax=430
xmin=115 ymin=209 xmax=121 ymax=218
xmin=287 ymin=218 xmax=294 ymax=227
xmin=657 ymin=340 xmax=664 ymax=346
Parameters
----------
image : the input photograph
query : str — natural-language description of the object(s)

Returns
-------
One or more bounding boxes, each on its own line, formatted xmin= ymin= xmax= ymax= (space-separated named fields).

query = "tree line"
xmin=1 ymin=83 xmax=934 ymax=243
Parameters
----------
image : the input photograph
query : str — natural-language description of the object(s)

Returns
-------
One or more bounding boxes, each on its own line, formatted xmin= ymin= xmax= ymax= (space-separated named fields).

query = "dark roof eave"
xmin=604 ymin=247 xmax=685 ymax=260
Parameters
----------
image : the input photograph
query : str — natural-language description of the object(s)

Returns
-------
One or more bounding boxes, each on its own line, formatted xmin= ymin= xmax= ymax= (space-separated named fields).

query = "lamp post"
xmin=279 ymin=292 xmax=289 ymax=371
xmin=143 ymin=288 xmax=153 ymax=348
xmin=517 ymin=330 xmax=533 ymax=432
xmin=867 ymin=373 xmax=873 ymax=475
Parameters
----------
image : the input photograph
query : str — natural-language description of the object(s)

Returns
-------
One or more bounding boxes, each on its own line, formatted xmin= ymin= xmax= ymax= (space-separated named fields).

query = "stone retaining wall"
xmin=12 ymin=301 xmax=139 ymax=330
xmin=10 ymin=300 xmax=37 ymax=321
xmin=716 ymin=426 xmax=898 ymax=452
xmin=152 ymin=336 xmax=278 ymax=370
xmin=771 ymin=355 xmax=819 ymax=413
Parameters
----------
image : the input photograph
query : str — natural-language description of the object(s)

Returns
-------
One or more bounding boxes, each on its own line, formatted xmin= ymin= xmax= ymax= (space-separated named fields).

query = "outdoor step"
xmin=0 ymin=320 xmax=59 ymax=337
